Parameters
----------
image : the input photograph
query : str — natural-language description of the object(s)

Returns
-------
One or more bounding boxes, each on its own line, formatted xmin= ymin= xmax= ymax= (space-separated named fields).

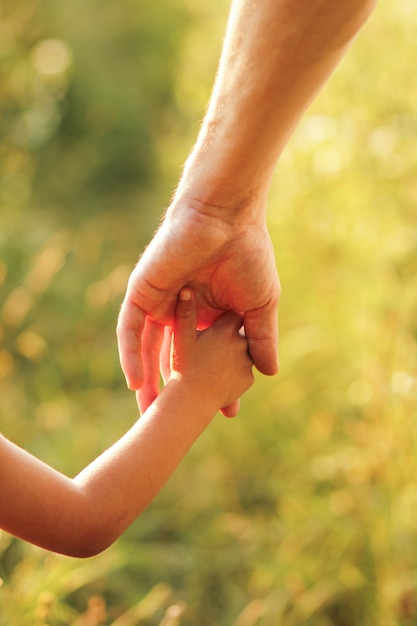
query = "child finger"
xmin=174 ymin=287 xmax=197 ymax=346
xmin=213 ymin=310 xmax=244 ymax=333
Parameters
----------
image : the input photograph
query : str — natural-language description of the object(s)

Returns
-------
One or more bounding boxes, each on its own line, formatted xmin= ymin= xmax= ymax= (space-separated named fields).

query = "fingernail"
xmin=180 ymin=288 xmax=191 ymax=301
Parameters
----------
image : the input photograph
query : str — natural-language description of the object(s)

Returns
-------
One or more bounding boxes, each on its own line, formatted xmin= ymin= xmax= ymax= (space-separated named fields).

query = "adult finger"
xmin=136 ymin=318 xmax=164 ymax=414
xmin=160 ymin=326 xmax=172 ymax=385
xmin=221 ymin=398 xmax=240 ymax=418
xmin=116 ymin=298 xmax=146 ymax=390
xmin=244 ymin=302 xmax=279 ymax=376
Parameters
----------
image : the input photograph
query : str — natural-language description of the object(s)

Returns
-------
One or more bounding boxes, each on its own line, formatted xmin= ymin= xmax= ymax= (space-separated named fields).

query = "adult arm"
xmin=117 ymin=0 xmax=377 ymax=406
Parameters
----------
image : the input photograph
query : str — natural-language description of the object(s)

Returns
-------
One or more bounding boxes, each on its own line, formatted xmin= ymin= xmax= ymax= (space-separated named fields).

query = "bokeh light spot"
xmin=31 ymin=39 xmax=73 ymax=78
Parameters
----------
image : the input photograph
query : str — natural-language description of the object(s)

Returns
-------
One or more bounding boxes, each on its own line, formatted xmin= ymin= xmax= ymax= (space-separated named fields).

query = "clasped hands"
xmin=117 ymin=202 xmax=281 ymax=416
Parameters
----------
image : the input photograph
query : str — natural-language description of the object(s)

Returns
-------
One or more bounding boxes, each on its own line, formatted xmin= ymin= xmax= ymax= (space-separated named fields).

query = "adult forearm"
xmin=175 ymin=0 xmax=377 ymax=216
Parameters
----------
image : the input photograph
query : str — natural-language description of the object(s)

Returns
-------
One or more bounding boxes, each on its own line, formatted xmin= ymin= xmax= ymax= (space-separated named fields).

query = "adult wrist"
xmin=171 ymin=160 xmax=270 ymax=227
xmin=171 ymin=114 xmax=273 ymax=226
xmin=168 ymin=192 xmax=264 ymax=230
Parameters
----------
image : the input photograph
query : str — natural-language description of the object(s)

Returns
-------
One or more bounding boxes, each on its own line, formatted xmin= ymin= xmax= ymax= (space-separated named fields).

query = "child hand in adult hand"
xmin=137 ymin=288 xmax=254 ymax=418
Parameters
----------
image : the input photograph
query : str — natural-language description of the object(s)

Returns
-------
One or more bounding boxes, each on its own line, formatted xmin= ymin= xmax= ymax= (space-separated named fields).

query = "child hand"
xmin=170 ymin=288 xmax=254 ymax=416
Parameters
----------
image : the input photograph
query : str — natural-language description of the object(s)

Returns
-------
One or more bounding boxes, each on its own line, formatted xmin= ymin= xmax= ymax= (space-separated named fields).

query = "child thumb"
xmin=175 ymin=287 xmax=197 ymax=343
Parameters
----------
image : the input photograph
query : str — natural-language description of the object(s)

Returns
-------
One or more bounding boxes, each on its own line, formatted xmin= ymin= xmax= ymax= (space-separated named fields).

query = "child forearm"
xmin=0 ymin=379 xmax=214 ymax=558
xmin=1 ymin=288 xmax=253 ymax=557
xmin=73 ymin=378 xmax=214 ymax=556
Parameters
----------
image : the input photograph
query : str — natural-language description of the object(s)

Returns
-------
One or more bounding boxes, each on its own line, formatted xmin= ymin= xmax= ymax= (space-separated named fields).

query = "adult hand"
xmin=117 ymin=199 xmax=280 ymax=412
xmin=117 ymin=0 xmax=377 ymax=413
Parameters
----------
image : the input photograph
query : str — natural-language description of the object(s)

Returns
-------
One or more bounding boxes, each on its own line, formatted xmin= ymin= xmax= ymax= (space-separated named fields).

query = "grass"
xmin=1 ymin=1 xmax=417 ymax=624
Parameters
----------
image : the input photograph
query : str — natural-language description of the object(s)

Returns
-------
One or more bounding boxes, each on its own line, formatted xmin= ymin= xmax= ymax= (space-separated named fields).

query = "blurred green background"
xmin=1 ymin=0 xmax=417 ymax=624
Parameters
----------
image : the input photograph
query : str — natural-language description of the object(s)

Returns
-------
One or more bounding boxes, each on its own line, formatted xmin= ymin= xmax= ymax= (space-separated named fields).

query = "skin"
xmin=0 ymin=289 xmax=254 ymax=558
xmin=117 ymin=0 xmax=378 ymax=411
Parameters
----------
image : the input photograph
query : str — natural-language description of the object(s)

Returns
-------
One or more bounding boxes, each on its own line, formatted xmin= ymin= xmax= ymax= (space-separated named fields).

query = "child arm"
xmin=0 ymin=290 xmax=253 ymax=557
